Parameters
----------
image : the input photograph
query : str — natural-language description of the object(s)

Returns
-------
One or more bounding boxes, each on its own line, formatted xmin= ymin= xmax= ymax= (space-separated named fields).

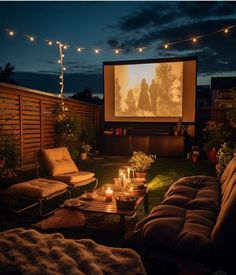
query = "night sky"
xmin=1 ymin=1 xmax=236 ymax=97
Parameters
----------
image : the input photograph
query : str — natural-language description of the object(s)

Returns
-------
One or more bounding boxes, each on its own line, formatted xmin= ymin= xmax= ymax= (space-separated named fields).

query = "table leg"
xmin=144 ymin=193 xmax=149 ymax=213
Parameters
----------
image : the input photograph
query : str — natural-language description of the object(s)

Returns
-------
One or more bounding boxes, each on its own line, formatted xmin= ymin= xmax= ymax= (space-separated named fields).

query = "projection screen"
xmin=104 ymin=57 xmax=197 ymax=123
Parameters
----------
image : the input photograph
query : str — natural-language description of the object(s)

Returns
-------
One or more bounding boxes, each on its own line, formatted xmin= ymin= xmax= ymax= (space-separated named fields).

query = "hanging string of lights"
xmin=56 ymin=41 xmax=68 ymax=115
xmin=3 ymin=23 xmax=236 ymax=54
xmin=2 ymin=23 xmax=236 ymax=102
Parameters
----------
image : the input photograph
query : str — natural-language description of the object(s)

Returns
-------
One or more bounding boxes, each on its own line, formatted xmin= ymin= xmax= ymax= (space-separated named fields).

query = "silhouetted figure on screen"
xmin=149 ymin=79 xmax=158 ymax=115
xmin=138 ymin=78 xmax=151 ymax=116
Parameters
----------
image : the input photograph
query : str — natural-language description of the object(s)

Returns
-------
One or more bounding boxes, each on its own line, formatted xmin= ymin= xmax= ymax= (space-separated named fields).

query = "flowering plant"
xmin=203 ymin=121 xmax=230 ymax=151
xmin=79 ymin=142 xmax=92 ymax=153
xmin=217 ymin=143 xmax=236 ymax=177
xmin=128 ymin=151 xmax=156 ymax=172
xmin=0 ymin=168 xmax=18 ymax=186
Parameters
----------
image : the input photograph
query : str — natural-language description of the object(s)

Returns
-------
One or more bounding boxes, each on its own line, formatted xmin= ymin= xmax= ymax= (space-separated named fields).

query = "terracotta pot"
xmin=207 ymin=149 xmax=218 ymax=164
xmin=80 ymin=152 xmax=87 ymax=160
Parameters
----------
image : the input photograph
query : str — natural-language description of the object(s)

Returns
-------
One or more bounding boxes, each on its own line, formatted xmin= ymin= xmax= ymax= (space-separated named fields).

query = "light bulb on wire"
xmin=9 ymin=31 xmax=14 ymax=37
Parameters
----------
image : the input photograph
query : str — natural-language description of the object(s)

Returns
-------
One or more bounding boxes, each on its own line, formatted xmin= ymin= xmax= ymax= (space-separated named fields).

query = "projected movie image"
xmin=114 ymin=62 xmax=183 ymax=117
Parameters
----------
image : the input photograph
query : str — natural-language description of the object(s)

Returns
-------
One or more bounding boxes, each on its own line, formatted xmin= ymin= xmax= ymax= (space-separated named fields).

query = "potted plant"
xmin=79 ymin=142 xmax=92 ymax=160
xmin=128 ymin=151 xmax=156 ymax=178
xmin=0 ymin=133 xmax=21 ymax=187
xmin=203 ymin=121 xmax=230 ymax=163
xmin=216 ymin=142 xmax=236 ymax=178
xmin=226 ymin=87 xmax=236 ymax=128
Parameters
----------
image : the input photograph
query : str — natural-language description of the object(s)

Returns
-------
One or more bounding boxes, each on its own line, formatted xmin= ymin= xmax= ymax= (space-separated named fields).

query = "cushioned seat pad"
xmin=8 ymin=178 xmax=68 ymax=198
xmin=51 ymin=171 xmax=95 ymax=185
xmin=126 ymin=175 xmax=220 ymax=259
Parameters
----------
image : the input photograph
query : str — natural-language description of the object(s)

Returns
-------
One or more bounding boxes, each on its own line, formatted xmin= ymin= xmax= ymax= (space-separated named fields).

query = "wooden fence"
xmin=0 ymin=83 xmax=103 ymax=168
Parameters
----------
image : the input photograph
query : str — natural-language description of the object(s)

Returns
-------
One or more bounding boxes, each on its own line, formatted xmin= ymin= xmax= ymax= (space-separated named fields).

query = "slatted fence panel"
xmin=0 ymin=83 xmax=103 ymax=168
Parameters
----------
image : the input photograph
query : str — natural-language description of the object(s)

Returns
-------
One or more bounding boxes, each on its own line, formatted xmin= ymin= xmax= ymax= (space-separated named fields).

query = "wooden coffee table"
xmin=76 ymin=186 xmax=150 ymax=233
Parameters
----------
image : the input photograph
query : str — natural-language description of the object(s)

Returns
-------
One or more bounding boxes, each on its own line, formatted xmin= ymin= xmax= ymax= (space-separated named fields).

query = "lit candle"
xmin=105 ymin=187 xmax=113 ymax=201
xmin=127 ymin=167 xmax=130 ymax=179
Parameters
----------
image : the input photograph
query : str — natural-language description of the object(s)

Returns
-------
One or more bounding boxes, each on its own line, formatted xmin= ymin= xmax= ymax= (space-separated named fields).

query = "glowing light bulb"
xmin=138 ymin=48 xmax=143 ymax=52
xmin=65 ymin=107 xmax=68 ymax=111
xmin=63 ymin=45 xmax=68 ymax=50
xmin=48 ymin=41 xmax=52 ymax=46
xmin=60 ymin=82 xmax=63 ymax=85
xmin=58 ymin=60 xmax=61 ymax=64
xmin=9 ymin=31 xmax=14 ymax=36
xmin=94 ymin=48 xmax=100 ymax=54
xmin=29 ymin=36 xmax=34 ymax=42
xmin=164 ymin=44 xmax=169 ymax=49
xmin=224 ymin=28 xmax=229 ymax=34
xmin=77 ymin=47 xmax=84 ymax=53
xmin=62 ymin=54 xmax=65 ymax=58
xmin=115 ymin=49 xmax=120 ymax=54
xmin=58 ymin=94 xmax=62 ymax=98
xmin=63 ymin=67 xmax=66 ymax=71
xmin=192 ymin=37 xmax=197 ymax=43
xmin=56 ymin=41 xmax=60 ymax=45
xmin=59 ymin=75 xmax=63 ymax=79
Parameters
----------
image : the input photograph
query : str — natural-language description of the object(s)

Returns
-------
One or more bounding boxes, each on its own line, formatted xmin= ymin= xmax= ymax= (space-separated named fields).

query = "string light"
xmin=224 ymin=28 xmax=229 ymax=34
xmin=192 ymin=37 xmax=197 ymax=43
xmin=9 ymin=31 xmax=14 ymax=36
xmin=164 ymin=44 xmax=169 ymax=49
xmin=77 ymin=47 xmax=84 ymax=52
xmin=137 ymin=47 xmax=144 ymax=52
xmin=29 ymin=36 xmax=34 ymax=42
xmin=48 ymin=41 xmax=52 ymax=46
xmin=94 ymin=48 xmax=101 ymax=54
xmin=114 ymin=49 xmax=121 ymax=54
xmin=63 ymin=45 xmax=68 ymax=50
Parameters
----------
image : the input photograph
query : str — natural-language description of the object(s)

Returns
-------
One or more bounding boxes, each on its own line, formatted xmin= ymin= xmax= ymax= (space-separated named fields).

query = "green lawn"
xmin=0 ymin=156 xmax=216 ymax=243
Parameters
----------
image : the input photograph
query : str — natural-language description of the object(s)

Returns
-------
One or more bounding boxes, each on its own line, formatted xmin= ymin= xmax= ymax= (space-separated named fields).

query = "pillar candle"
xmin=105 ymin=187 xmax=113 ymax=201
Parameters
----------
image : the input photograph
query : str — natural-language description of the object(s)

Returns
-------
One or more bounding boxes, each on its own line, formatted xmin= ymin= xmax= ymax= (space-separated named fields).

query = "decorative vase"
xmin=80 ymin=152 xmax=87 ymax=160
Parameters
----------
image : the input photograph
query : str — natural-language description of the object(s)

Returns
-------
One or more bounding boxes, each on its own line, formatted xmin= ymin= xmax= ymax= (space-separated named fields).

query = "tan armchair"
xmin=36 ymin=147 xmax=98 ymax=189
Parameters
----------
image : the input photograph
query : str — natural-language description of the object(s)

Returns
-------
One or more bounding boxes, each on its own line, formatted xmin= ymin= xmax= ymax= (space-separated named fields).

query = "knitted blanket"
xmin=0 ymin=228 xmax=146 ymax=275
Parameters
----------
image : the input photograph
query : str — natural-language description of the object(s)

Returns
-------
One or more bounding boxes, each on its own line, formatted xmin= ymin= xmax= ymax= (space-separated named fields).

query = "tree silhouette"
xmin=155 ymin=63 xmax=179 ymax=116
xmin=0 ymin=63 xmax=17 ymax=84
xmin=71 ymin=88 xmax=103 ymax=105
xmin=115 ymin=78 xmax=122 ymax=114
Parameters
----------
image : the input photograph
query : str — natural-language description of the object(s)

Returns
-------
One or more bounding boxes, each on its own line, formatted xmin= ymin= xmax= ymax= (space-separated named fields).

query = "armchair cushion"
xmin=8 ymin=178 xmax=68 ymax=199
xmin=42 ymin=147 xmax=78 ymax=176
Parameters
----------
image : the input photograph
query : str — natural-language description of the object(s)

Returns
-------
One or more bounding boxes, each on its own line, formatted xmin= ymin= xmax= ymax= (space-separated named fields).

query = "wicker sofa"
xmin=126 ymin=157 xmax=236 ymax=273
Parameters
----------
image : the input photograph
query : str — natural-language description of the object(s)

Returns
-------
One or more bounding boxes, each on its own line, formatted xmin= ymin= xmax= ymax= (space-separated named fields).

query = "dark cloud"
xmin=107 ymin=2 xmax=236 ymax=77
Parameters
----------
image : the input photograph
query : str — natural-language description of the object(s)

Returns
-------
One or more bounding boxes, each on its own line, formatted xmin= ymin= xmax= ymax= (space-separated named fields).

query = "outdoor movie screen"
xmin=104 ymin=57 xmax=196 ymax=123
